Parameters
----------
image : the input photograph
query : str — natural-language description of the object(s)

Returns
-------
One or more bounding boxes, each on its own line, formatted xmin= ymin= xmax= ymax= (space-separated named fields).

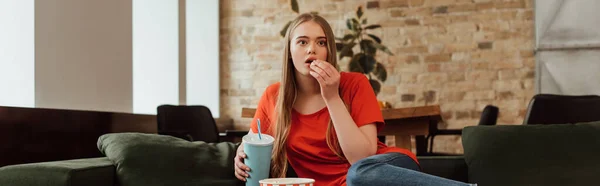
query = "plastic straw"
xmin=257 ymin=119 xmax=263 ymax=140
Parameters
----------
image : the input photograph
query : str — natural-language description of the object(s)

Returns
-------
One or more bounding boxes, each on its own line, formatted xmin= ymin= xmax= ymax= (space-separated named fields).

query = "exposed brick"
xmin=468 ymin=70 xmax=498 ymax=80
xmin=443 ymin=91 xmax=466 ymax=102
xmin=478 ymin=42 xmax=493 ymax=49
xmin=495 ymin=0 xmax=525 ymax=9
xmin=220 ymin=0 xmax=534 ymax=154
xmin=367 ymin=1 xmax=380 ymax=9
xmin=433 ymin=6 xmax=448 ymax=14
xmin=407 ymin=55 xmax=421 ymax=63
xmin=390 ymin=10 xmax=404 ymax=17
xmin=409 ymin=0 xmax=425 ymax=7
xmin=492 ymin=60 xmax=523 ymax=69
xmin=417 ymin=73 xmax=448 ymax=84
xmin=401 ymin=94 xmax=416 ymax=102
xmin=443 ymin=111 xmax=454 ymax=120
xmin=428 ymin=64 xmax=441 ymax=72
xmin=448 ymin=72 xmax=465 ymax=81
xmin=441 ymin=62 xmax=470 ymax=72
xmin=381 ymin=85 xmax=397 ymax=95
xmin=447 ymin=22 xmax=477 ymax=33
xmin=476 ymin=2 xmax=494 ymax=11
xmin=398 ymin=46 xmax=428 ymax=53
xmin=455 ymin=111 xmax=471 ymax=119
xmin=498 ymin=91 xmax=515 ymax=99
xmin=520 ymin=50 xmax=534 ymax=58
xmin=524 ymin=70 xmax=535 ymax=78
xmin=464 ymin=90 xmax=495 ymax=100
xmin=382 ymin=0 xmax=409 ymax=8
xmin=392 ymin=7 xmax=432 ymax=17
xmin=228 ymin=89 xmax=256 ymax=96
xmin=448 ymin=4 xmax=476 ymax=13
xmin=425 ymin=54 xmax=451 ymax=63
xmin=445 ymin=43 xmax=477 ymax=53
xmin=405 ymin=19 xmax=421 ymax=25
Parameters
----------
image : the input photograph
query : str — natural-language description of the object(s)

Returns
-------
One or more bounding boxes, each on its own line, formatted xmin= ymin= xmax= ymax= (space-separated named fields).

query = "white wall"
xmin=186 ymin=0 xmax=220 ymax=117
xmin=0 ymin=0 xmax=221 ymax=117
xmin=34 ymin=0 xmax=133 ymax=113
xmin=0 ymin=0 xmax=35 ymax=107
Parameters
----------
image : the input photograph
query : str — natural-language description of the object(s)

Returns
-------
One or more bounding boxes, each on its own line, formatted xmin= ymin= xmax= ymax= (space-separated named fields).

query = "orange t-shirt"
xmin=250 ymin=72 xmax=417 ymax=186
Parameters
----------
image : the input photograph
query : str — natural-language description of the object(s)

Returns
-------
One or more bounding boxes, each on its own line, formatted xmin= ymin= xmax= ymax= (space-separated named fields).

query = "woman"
xmin=233 ymin=13 xmax=474 ymax=186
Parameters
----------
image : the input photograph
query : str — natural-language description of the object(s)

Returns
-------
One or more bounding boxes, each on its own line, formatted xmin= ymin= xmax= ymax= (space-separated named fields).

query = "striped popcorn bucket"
xmin=259 ymin=178 xmax=315 ymax=186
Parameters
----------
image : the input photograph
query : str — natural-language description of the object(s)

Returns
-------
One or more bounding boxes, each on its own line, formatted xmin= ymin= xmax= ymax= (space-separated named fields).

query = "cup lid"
xmin=259 ymin=178 xmax=315 ymax=184
xmin=242 ymin=133 xmax=274 ymax=146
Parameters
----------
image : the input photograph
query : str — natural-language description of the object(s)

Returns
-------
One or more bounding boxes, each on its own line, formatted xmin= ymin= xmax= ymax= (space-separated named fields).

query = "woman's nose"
xmin=306 ymin=43 xmax=316 ymax=54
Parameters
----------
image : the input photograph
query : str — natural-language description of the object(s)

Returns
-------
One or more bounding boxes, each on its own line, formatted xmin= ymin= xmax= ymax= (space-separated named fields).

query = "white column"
xmin=185 ymin=0 xmax=220 ymax=117
xmin=0 ymin=0 xmax=35 ymax=107
xmin=133 ymin=0 xmax=179 ymax=114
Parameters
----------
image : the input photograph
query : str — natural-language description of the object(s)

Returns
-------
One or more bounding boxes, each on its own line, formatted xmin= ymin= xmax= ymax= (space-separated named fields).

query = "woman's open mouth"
xmin=305 ymin=57 xmax=317 ymax=64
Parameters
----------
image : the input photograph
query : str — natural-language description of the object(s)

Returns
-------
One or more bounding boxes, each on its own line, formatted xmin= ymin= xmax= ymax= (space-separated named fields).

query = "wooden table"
xmin=379 ymin=105 xmax=442 ymax=152
xmin=240 ymin=105 xmax=442 ymax=153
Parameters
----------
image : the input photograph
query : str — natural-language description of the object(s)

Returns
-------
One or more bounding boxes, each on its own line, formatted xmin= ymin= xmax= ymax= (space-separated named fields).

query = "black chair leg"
xmin=415 ymin=135 xmax=428 ymax=156
xmin=428 ymin=135 xmax=435 ymax=154
xmin=378 ymin=135 xmax=386 ymax=144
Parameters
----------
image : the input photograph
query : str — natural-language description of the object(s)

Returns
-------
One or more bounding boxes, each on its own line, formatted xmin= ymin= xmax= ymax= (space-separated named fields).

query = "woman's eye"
xmin=318 ymin=41 xmax=327 ymax=46
xmin=298 ymin=40 xmax=307 ymax=45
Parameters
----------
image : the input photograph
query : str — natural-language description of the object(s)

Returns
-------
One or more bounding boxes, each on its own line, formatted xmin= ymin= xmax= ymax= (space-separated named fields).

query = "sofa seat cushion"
xmin=0 ymin=157 xmax=115 ymax=186
xmin=462 ymin=121 xmax=600 ymax=186
xmin=97 ymin=133 xmax=242 ymax=186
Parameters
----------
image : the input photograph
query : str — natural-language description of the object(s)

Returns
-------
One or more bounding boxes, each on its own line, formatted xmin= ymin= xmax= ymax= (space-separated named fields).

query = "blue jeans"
xmin=347 ymin=153 xmax=472 ymax=186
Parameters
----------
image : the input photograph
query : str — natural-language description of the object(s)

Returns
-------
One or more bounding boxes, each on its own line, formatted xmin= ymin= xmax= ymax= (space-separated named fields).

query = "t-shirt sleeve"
xmin=250 ymin=86 xmax=275 ymax=136
xmin=350 ymin=76 xmax=385 ymax=132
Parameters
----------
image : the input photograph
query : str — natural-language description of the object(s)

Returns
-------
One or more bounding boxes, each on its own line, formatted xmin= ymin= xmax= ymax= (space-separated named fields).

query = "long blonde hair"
xmin=270 ymin=13 xmax=344 ymax=178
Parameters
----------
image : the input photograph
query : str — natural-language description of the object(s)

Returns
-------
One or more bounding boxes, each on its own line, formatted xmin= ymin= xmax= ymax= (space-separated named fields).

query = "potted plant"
xmin=336 ymin=6 xmax=393 ymax=96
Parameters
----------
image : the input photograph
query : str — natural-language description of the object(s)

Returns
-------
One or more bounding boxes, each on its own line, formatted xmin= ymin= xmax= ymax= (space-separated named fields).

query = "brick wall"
xmin=219 ymin=0 xmax=534 ymax=153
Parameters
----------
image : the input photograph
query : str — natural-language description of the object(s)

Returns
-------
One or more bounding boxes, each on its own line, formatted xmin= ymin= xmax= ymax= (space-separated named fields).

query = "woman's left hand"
xmin=309 ymin=59 xmax=340 ymax=101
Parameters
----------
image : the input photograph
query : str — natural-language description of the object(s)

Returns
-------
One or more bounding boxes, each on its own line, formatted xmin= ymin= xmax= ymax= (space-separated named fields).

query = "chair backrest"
xmin=157 ymin=105 xmax=219 ymax=143
xmin=523 ymin=94 xmax=600 ymax=125
xmin=477 ymin=105 xmax=499 ymax=126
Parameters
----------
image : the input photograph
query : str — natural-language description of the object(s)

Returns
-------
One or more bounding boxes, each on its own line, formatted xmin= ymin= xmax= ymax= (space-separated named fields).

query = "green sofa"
xmin=0 ymin=133 xmax=244 ymax=186
xmin=2 ymin=121 xmax=600 ymax=186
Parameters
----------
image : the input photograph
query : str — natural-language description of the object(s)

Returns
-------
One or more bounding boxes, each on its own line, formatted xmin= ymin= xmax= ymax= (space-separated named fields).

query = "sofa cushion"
xmin=462 ymin=121 xmax=600 ymax=186
xmin=417 ymin=156 xmax=468 ymax=182
xmin=0 ymin=157 xmax=114 ymax=186
xmin=97 ymin=133 xmax=243 ymax=186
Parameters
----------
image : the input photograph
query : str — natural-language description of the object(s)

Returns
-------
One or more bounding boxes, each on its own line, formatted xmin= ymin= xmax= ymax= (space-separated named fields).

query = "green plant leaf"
xmin=367 ymin=34 xmax=381 ymax=44
xmin=357 ymin=53 xmax=376 ymax=73
xmin=371 ymin=41 xmax=394 ymax=56
xmin=346 ymin=19 xmax=353 ymax=30
xmin=369 ymin=79 xmax=382 ymax=95
xmin=291 ymin=0 xmax=299 ymax=13
xmin=352 ymin=18 xmax=360 ymax=31
xmin=348 ymin=56 xmax=364 ymax=73
xmin=339 ymin=42 xmax=356 ymax=59
xmin=360 ymin=40 xmax=377 ymax=56
xmin=362 ymin=18 xmax=367 ymax=25
xmin=357 ymin=6 xmax=364 ymax=19
xmin=280 ymin=21 xmax=291 ymax=38
xmin=342 ymin=34 xmax=355 ymax=41
xmin=374 ymin=62 xmax=387 ymax=82
xmin=336 ymin=42 xmax=345 ymax=51
xmin=364 ymin=24 xmax=382 ymax=30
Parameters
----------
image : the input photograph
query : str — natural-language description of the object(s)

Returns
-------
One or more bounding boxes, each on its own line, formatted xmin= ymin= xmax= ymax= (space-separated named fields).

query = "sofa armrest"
xmin=417 ymin=156 xmax=468 ymax=183
xmin=0 ymin=157 xmax=115 ymax=186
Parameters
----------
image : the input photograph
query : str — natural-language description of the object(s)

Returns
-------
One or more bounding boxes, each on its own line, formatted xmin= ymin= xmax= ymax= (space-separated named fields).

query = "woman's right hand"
xmin=234 ymin=144 xmax=250 ymax=181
